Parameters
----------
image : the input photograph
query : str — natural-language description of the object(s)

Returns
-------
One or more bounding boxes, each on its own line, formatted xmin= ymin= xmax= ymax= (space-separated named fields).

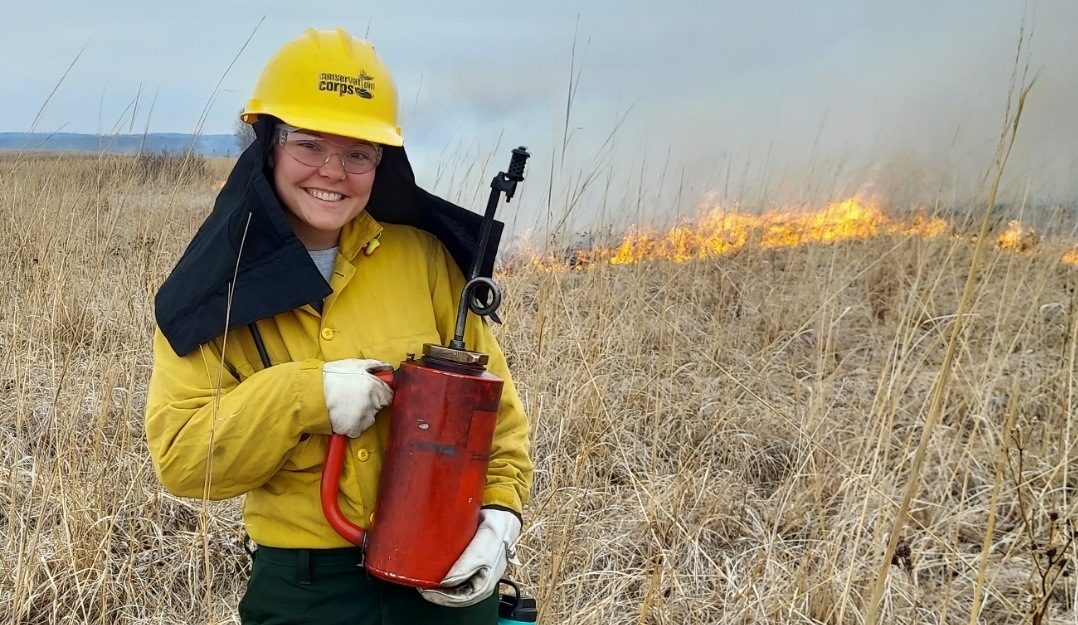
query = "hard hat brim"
xmin=243 ymin=108 xmax=403 ymax=147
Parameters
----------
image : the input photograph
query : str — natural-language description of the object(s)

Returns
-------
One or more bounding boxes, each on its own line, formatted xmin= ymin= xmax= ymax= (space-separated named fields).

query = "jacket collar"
xmin=339 ymin=211 xmax=384 ymax=262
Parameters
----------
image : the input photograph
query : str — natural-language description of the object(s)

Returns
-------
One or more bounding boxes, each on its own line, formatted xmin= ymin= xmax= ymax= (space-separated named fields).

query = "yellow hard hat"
xmin=241 ymin=29 xmax=403 ymax=146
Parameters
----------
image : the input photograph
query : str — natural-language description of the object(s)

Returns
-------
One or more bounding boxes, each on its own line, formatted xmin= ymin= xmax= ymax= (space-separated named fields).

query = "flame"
xmin=996 ymin=220 xmax=1037 ymax=252
xmin=599 ymin=196 xmax=948 ymax=265
xmin=514 ymin=195 xmax=1078 ymax=270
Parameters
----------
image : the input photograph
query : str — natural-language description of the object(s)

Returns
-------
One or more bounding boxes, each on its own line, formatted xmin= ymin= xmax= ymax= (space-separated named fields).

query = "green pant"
xmin=239 ymin=546 xmax=498 ymax=625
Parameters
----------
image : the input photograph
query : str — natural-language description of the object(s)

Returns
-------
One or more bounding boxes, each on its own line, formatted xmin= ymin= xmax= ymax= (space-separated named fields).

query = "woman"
xmin=145 ymin=29 xmax=532 ymax=624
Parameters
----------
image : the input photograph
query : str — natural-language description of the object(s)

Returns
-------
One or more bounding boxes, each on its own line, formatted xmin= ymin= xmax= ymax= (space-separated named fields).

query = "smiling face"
xmin=271 ymin=129 xmax=378 ymax=250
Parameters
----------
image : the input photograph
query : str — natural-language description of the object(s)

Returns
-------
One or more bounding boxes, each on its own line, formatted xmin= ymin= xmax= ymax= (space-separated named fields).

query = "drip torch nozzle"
xmin=488 ymin=146 xmax=529 ymax=205
xmin=507 ymin=146 xmax=529 ymax=180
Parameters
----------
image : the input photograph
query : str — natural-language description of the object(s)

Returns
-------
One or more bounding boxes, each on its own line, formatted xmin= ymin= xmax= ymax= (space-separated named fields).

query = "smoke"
xmin=398 ymin=1 xmax=1078 ymax=239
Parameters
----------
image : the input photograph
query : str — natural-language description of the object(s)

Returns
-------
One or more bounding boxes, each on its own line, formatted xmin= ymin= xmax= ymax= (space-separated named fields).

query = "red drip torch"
xmin=320 ymin=147 xmax=530 ymax=588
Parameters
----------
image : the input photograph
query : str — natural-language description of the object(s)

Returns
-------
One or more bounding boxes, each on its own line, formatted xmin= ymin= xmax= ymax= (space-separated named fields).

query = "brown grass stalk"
xmin=862 ymin=56 xmax=1037 ymax=625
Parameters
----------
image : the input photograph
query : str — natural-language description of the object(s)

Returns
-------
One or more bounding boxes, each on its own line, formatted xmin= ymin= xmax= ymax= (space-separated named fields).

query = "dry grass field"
xmin=2 ymin=152 xmax=1077 ymax=624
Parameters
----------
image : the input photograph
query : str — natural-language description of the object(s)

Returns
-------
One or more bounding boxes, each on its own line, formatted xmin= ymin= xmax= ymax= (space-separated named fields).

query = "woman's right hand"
xmin=322 ymin=359 xmax=394 ymax=437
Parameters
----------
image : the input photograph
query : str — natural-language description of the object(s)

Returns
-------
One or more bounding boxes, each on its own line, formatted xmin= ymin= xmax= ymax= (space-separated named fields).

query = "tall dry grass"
xmin=1 ymin=152 xmax=1076 ymax=624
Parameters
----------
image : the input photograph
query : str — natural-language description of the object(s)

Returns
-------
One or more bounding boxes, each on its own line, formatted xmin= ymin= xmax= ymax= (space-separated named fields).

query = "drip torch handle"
xmin=373 ymin=369 xmax=395 ymax=388
xmin=320 ymin=368 xmax=397 ymax=546
xmin=321 ymin=435 xmax=366 ymax=546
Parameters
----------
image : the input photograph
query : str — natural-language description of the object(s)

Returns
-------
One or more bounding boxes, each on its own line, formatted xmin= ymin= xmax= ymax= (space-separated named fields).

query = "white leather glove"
xmin=418 ymin=509 xmax=522 ymax=607
xmin=322 ymin=359 xmax=393 ymax=438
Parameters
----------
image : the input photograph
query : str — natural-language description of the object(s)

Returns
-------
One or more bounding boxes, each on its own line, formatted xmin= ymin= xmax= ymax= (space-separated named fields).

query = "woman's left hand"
xmin=417 ymin=509 xmax=521 ymax=607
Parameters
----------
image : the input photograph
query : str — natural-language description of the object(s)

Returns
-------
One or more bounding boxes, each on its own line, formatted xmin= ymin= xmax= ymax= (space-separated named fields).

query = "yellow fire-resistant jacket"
xmin=145 ymin=212 xmax=532 ymax=548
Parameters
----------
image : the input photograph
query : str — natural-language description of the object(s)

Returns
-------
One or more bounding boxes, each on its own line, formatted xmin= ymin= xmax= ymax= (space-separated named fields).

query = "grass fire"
xmin=528 ymin=195 xmax=1078 ymax=271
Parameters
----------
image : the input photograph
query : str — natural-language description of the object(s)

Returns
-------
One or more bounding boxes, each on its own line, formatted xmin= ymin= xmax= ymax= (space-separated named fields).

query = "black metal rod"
xmin=450 ymin=147 xmax=530 ymax=351
xmin=468 ymin=147 xmax=530 ymax=281
xmin=468 ymin=185 xmax=504 ymax=282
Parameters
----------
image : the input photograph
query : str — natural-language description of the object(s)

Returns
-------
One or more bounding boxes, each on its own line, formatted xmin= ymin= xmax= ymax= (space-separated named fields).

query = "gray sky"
xmin=4 ymin=1 xmax=1077 ymax=237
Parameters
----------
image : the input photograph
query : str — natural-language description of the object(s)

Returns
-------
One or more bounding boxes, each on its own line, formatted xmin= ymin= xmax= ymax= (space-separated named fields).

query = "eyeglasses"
xmin=275 ymin=125 xmax=382 ymax=175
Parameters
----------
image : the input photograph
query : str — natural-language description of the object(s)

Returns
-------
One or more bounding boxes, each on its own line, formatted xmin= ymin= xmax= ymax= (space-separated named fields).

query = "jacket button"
xmin=320 ymin=328 xmax=334 ymax=340
xmin=356 ymin=448 xmax=370 ymax=462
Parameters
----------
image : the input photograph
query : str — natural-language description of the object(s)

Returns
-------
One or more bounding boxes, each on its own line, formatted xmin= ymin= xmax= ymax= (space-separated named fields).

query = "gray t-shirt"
xmin=308 ymin=247 xmax=338 ymax=284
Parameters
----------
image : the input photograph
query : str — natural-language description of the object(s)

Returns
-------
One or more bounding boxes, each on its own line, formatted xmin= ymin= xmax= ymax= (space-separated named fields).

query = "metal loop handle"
xmin=465 ymin=277 xmax=502 ymax=318
xmin=449 ymin=277 xmax=502 ymax=350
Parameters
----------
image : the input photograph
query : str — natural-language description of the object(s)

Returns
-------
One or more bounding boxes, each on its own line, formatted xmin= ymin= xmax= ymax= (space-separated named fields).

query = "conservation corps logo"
xmin=318 ymin=70 xmax=375 ymax=99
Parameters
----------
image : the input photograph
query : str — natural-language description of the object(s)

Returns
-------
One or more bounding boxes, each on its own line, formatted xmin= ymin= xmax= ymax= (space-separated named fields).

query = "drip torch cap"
xmin=423 ymin=343 xmax=489 ymax=366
